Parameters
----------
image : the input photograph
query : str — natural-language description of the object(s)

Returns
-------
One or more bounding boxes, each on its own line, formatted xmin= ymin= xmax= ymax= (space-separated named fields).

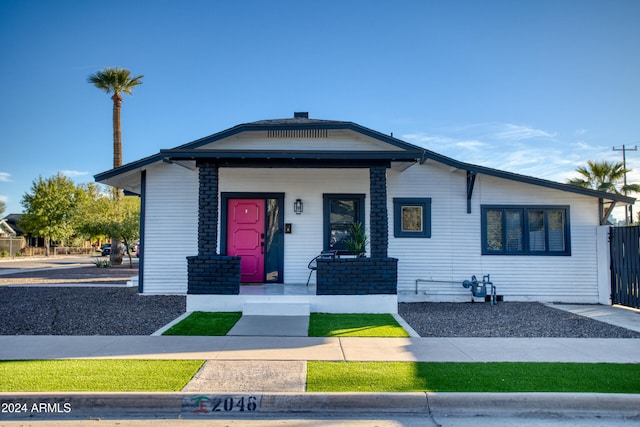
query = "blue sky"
xmin=1 ymin=0 xmax=639 ymax=218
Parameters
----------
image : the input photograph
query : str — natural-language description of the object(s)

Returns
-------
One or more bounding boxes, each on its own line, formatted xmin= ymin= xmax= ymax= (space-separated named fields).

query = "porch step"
xmin=242 ymin=302 xmax=310 ymax=316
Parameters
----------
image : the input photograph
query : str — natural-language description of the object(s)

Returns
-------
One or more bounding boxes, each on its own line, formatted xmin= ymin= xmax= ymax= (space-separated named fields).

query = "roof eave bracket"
xmin=467 ymin=170 xmax=477 ymax=214
xmin=600 ymin=198 xmax=617 ymax=226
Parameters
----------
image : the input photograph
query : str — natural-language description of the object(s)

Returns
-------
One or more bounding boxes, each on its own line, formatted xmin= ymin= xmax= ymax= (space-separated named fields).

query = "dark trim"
xmin=323 ymin=194 xmax=366 ymax=254
xmin=94 ymin=153 xmax=162 ymax=182
xmin=466 ymin=171 xmax=477 ymax=214
xmin=393 ymin=198 xmax=432 ymax=238
xmin=481 ymin=205 xmax=571 ymax=256
xmin=163 ymin=149 xmax=420 ymax=161
xmin=138 ymin=170 xmax=146 ymax=293
xmin=194 ymin=158 xmax=392 ymax=169
xmin=220 ymin=192 xmax=285 ymax=283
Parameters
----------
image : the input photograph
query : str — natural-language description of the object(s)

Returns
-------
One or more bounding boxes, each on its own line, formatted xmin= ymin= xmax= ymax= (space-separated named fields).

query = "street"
xmin=1 ymin=413 xmax=639 ymax=427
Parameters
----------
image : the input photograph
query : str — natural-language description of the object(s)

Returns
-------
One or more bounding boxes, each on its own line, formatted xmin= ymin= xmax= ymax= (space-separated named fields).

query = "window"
xmin=481 ymin=206 xmax=570 ymax=255
xmin=393 ymin=198 xmax=431 ymax=238
xmin=323 ymin=194 xmax=365 ymax=253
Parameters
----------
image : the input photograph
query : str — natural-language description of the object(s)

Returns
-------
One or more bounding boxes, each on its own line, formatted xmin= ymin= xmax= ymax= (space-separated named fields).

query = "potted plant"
xmin=344 ymin=222 xmax=369 ymax=257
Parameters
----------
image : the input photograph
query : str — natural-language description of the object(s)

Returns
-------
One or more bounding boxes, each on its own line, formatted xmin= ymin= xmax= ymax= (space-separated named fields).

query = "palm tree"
xmin=88 ymin=67 xmax=143 ymax=264
xmin=568 ymin=160 xmax=640 ymax=195
xmin=88 ymin=67 xmax=143 ymax=169
xmin=568 ymin=160 xmax=640 ymax=225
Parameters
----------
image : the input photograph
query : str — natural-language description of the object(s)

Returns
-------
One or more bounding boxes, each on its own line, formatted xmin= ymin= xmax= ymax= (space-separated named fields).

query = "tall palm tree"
xmin=88 ymin=67 xmax=143 ymax=169
xmin=568 ymin=160 xmax=640 ymax=195
xmin=88 ymin=67 xmax=143 ymax=264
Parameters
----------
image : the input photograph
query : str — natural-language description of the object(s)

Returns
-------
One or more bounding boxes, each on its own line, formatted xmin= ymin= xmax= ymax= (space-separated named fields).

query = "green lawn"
xmin=3 ymin=359 xmax=638 ymax=393
xmin=307 ymin=361 xmax=640 ymax=393
xmin=162 ymin=311 xmax=242 ymax=335
xmin=163 ymin=312 xmax=409 ymax=337
xmin=308 ymin=313 xmax=409 ymax=337
xmin=0 ymin=360 xmax=204 ymax=392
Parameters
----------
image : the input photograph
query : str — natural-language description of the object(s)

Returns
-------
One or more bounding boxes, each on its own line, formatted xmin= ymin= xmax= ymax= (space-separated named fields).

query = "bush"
xmin=93 ymin=259 xmax=111 ymax=268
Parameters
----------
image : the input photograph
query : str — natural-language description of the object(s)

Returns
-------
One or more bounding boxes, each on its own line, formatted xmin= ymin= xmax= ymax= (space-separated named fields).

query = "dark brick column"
xmin=198 ymin=163 xmax=219 ymax=255
xmin=369 ymin=166 xmax=388 ymax=258
xmin=187 ymin=163 xmax=240 ymax=295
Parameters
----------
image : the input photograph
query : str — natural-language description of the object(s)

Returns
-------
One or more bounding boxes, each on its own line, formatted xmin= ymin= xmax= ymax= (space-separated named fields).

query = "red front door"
xmin=227 ymin=199 xmax=265 ymax=283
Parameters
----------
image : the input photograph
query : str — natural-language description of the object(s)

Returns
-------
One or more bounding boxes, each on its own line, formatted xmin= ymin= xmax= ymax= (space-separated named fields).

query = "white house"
xmin=95 ymin=113 xmax=634 ymax=313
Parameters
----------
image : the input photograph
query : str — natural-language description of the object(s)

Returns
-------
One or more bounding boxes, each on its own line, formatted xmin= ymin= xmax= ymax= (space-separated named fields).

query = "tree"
xmin=568 ymin=160 xmax=640 ymax=195
xmin=568 ymin=160 xmax=640 ymax=224
xmin=80 ymin=194 xmax=140 ymax=267
xmin=88 ymin=66 xmax=143 ymax=264
xmin=20 ymin=174 xmax=82 ymax=256
xmin=0 ymin=200 xmax=5 ymax=217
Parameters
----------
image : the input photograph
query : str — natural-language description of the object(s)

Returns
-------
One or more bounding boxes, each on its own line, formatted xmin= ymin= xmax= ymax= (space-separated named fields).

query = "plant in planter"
xmin=344 ymin=222 xmax=369 ymax=257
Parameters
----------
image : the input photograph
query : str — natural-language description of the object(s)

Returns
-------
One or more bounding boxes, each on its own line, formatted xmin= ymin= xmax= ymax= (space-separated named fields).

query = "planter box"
xmin=187 ymin=255 xmax=240 ymax=295
xmin=316 ymin=257 xmax=398 ymax=295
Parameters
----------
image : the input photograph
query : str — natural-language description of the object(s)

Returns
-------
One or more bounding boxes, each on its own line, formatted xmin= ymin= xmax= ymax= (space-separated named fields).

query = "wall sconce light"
xmin=294 ymin=199 xmax=303 ymax=215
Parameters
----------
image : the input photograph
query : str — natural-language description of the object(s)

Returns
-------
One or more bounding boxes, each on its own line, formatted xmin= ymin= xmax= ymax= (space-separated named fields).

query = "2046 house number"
xmin=189 ymin=395 xmax=259 ymax=414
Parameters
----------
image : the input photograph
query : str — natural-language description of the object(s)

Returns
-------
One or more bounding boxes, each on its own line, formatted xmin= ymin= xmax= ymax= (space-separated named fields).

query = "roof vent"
xmin=294 ymin=112 xmax=309 ymax=119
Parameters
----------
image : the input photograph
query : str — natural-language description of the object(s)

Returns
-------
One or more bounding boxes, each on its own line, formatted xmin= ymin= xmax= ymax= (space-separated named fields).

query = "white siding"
xmin=220 ymin=168 xmax=370 ymax=284
xmin=140 ymin=156 xmax=607 ymax=304
xmin=142 ymin=163 xmax=198 ymax=294
xmin=388 ymin=163 xmax=603 ymax=303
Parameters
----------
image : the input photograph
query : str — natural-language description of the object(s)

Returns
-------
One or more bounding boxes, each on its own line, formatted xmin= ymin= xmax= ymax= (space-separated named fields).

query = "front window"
xmin=323 ymin=194 xmax=365 ymax=254
xmin=393 ymin=198 xmax=432 ymax=238
xmin=482 ymin=206 xmax=570 ymax=255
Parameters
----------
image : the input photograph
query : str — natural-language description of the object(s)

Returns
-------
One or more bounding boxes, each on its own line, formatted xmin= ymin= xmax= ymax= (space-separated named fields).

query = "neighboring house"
xmin=0 ymin=218 xmax=17 ymax=238
xmin=1 ymin=214 xmax=45 ymax=248
xmin=0 ymin=214 xmax=27 ymax=256
xmin=95 ymin=113 xmax=634 ymax=313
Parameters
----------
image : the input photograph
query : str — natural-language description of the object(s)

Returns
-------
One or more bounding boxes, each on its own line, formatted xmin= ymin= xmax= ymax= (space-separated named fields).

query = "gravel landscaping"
xmin=0 ymin=286 xmax=185 ymax=335
xmin=398 ymin=302 xmax=640 ymax=338
xmin=1 ymin=264 xmax=639 ymax=337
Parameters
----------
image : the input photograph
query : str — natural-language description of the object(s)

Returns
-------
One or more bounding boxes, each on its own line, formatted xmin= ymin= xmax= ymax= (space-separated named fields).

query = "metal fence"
xmin=0 ymin=238 xmax=26 ymax=257
xmin=0 ymin=238 xmax=96 ymax=258
xmin=610 ymin=226 xmax=640 ymax=309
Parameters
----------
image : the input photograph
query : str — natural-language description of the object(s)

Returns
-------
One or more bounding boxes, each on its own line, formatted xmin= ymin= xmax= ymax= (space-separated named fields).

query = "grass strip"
xmin=0 ymin=360 xmax=204 ymax=392
xmin=307 ymin=361 xmax=640 ymax=393
xmin=163 ymin=311 xmax=242 ymax=336
xmin=308 ymin=313 xmax=409 ymax=337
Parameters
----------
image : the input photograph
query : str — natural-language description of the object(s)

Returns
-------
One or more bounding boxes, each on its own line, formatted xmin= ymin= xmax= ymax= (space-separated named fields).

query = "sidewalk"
xmin=1 ymin=303 xmax=639 ymax=420
xmin=1 ymin=335 xmax=640 ymax=363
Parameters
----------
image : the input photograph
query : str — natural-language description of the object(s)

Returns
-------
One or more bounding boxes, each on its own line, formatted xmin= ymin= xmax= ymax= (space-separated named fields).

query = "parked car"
xmin=101 ymin=244 xmax=111 ymax=256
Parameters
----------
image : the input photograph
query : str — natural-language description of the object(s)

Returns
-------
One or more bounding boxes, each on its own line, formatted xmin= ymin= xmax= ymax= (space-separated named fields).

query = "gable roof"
xmin=95 ymin=113 xmax=635 ymax=205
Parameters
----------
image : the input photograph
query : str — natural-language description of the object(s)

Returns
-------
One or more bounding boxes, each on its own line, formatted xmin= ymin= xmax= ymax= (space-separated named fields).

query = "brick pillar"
xmin=369 ymin=166 xmax=388 ymax=258
xmin=188 ymin=163 xmax=240 ymax=295
xmin=198 ymin=163 xmax=219 ymax=255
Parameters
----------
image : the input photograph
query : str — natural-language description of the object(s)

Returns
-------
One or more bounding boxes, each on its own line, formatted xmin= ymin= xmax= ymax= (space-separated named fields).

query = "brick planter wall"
xmin=187 ymin=255 xmax=241 ymax=295
xmin=316 ymin=257 xmax=398 ymax=295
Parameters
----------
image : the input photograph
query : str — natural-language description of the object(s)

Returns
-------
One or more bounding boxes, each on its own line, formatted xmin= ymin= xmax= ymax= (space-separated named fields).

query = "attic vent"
xmin=267 ymin=129 xmax=328 ymax=138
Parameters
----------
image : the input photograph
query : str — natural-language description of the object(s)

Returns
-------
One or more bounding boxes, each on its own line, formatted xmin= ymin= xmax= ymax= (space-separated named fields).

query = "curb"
xmin=1 ymin=392 xmax=638 ymax=420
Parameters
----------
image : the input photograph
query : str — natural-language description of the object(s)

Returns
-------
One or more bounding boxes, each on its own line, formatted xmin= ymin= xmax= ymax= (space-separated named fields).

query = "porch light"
xmin=294 ymin=199 xmax=303 ymax=215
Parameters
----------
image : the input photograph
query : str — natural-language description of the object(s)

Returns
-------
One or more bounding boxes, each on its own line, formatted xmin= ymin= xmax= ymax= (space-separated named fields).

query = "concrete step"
xmin=242 ymin=302 xmax=310 ymax=316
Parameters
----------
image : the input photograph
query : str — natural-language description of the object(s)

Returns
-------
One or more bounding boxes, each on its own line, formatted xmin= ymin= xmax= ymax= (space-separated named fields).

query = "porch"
xmin=186 ymin=283 xmax=398 ymax=314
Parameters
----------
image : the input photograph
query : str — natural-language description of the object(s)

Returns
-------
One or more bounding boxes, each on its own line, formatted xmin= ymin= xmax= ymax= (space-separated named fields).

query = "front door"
xmin=227 ymin=199 xmax=265 ymax=283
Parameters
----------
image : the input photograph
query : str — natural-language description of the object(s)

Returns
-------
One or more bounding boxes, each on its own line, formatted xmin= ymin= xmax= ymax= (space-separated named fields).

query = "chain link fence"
xmin=0 ymin=238 xmax=97 ymax=258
